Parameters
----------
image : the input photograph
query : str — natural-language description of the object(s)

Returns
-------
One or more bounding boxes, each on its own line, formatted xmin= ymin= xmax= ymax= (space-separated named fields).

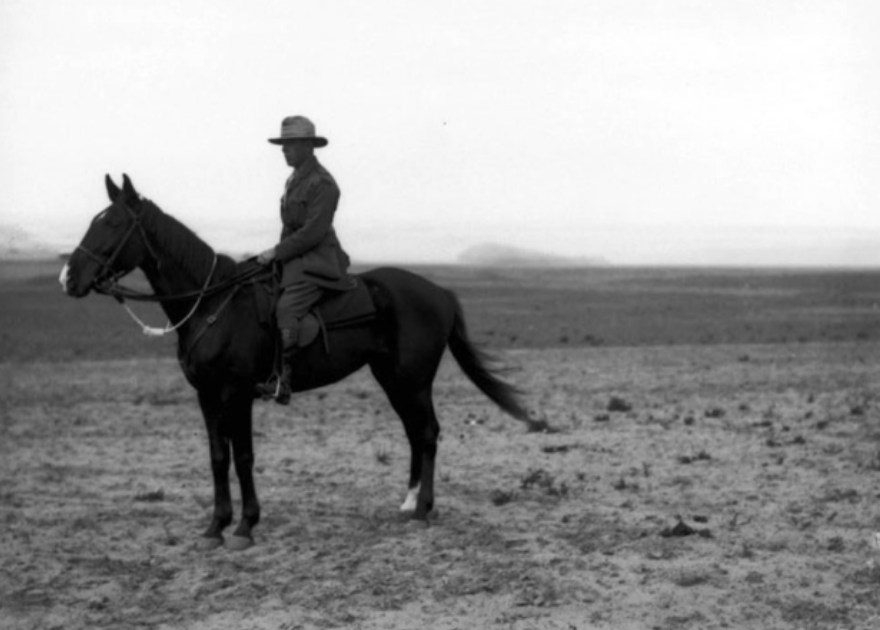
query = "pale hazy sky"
xmin=1 ymin=0 xmax=878 ymax=265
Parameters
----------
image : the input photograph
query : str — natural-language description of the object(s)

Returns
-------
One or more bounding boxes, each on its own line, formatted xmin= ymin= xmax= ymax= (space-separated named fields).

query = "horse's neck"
xmin=138 ymin=205 xmax=218 ymax=325
xmin=140 ymin=261 xmax=202 ymax=325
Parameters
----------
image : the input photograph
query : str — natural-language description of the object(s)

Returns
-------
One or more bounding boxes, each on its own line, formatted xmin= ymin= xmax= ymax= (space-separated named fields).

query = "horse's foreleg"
xmin=228 ymin=392 xmax=260 ymax=550
xmin=198 ymin=391 xmax=233 ymax=549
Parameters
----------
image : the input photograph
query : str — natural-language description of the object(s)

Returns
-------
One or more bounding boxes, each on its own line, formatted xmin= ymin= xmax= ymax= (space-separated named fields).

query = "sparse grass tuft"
xmin=524 ymin=415 xmax=561 ymax=434
xmin=607 ymin=396 xmax=632 ymax=412
xmin=373 ymin=445 xmax=391 ymax=466
xmin=134 ymin=489 xmax=165 ymax=502
xmin=520 ymin=468 xmax=569 ymax=498
xmin=489 ymin=489 xmax=516 ymax=506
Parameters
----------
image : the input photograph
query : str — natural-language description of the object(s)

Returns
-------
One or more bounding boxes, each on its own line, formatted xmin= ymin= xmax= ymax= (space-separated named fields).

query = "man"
xmin=256 ymin=115 xmax=353 ymax=404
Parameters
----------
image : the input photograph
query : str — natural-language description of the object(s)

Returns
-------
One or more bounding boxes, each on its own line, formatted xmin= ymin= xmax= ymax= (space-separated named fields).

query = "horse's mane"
xmin=138 ymin=198 xmax=237 ymax=283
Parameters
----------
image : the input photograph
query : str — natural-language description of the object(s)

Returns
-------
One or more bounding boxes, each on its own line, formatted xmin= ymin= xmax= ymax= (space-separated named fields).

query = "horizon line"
xmin=3 ymin=253 xmax=880 ymax=273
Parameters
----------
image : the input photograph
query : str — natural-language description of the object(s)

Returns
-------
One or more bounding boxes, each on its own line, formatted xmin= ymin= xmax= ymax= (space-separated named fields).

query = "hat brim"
xmin=268 ymin=137 xmax=328 ymax=147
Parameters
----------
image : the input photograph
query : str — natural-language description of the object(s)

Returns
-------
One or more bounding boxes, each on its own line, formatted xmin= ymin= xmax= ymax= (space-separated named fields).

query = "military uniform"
xmin=274 ymin=154 xmax=352 ymax=340
xmin=277 ymin=155 xmax=351 ymax=290
xmin=258 ymin=114 xmax=351 ymax=404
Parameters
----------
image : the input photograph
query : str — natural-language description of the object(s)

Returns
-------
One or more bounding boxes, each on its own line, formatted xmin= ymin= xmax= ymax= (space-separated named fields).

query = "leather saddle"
xmin=249 ymin=264 xmax=376 ymax=352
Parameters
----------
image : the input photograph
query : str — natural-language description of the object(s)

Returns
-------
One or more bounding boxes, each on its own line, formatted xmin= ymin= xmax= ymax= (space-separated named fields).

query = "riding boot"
xmin=256 ymin=327 xmax=298 ymax=403
xmin=273 ymin=345 xmax=297 ymax=405
xmin=272 ymin=326 xmax=301 ymax=405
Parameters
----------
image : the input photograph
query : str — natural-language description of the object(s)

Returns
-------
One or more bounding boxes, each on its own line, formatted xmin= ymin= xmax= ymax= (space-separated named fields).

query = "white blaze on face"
xmin=59 ymin=264 xmax=70 ymax=293
xmin=400 ymin=484 xmax=420 ymax=512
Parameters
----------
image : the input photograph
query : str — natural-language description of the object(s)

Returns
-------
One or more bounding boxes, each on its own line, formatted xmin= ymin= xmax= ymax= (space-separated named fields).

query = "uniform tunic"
xmin=274 ymin=155 xmax=352 ymax=334
xmin=276 ymin=155 xmax=351 ymax=289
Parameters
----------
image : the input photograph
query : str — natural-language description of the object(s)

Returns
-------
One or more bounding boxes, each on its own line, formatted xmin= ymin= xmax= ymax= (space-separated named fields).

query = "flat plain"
xmin=2 ymin=260 xmax=880 ymax=629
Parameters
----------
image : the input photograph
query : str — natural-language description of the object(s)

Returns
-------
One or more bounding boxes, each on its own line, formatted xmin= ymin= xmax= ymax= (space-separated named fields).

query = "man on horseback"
xmin=255 ymin=116 xmax=354 ymax=404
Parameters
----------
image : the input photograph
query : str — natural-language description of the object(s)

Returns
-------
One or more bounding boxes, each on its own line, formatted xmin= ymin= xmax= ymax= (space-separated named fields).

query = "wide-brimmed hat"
xmin=268 ymin=116 xmax=328 ymax=147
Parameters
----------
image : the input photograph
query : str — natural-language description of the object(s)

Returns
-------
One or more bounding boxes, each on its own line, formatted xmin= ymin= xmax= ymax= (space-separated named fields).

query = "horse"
xmin=59 ymin=174 xmax=529 ymax=550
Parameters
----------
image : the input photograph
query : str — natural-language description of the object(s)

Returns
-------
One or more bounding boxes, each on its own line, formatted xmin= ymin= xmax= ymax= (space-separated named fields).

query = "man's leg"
xmin=270 ymin=282 xmax=323 ymax=404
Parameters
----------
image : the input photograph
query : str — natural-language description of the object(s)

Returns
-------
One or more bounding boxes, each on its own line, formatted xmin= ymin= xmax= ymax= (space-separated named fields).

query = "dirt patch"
xmin=2 ymin=342 xmax=880 ymax=629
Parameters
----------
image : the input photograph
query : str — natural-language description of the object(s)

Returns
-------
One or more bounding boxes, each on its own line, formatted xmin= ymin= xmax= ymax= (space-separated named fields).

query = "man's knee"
xmin=276 ymin=283 xmax=323 ymax=329
xmin=275 ymin=304 xmax=301 ymax=331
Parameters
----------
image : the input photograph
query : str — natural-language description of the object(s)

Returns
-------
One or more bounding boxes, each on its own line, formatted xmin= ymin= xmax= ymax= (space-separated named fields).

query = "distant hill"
xmin=458 ymin=242 xmax=607 ymax=268
xmin=0 ymin=224 xmax=60 ymax=260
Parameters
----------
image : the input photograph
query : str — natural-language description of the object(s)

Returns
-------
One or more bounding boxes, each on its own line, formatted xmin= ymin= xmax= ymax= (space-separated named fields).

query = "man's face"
xmin=282 ymin=141 xmax=313 ymax=168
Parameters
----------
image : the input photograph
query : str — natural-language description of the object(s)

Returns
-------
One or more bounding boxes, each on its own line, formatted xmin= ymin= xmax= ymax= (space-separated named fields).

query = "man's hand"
xmin=257 ymin=248 xmax=277 ymax=266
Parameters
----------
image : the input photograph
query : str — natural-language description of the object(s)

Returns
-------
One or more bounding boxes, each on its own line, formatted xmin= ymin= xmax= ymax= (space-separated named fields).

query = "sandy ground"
xmin=2 ymin=342 xmax=880 ymax=629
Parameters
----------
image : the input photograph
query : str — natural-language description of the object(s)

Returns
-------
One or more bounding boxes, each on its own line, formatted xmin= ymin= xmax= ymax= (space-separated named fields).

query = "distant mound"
xmin=458 ymin=242 xmax=607 ymax=268
xmin=0 ymin=224 xmax=58 ymax=260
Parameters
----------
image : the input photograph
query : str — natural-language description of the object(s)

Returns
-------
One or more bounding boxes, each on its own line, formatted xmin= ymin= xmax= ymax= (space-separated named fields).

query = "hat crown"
xmin=269 ymin=115 xmax=328 ymax=146
xmin=281 ymin=116 xmax=316 ymax=138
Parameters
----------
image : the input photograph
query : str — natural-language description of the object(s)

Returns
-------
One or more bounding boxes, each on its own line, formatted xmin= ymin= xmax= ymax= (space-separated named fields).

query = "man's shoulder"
xmin=307 ymin=160 xmax=338 ymax=191
xmin=306 ymin=164 xmax=339 ymax=195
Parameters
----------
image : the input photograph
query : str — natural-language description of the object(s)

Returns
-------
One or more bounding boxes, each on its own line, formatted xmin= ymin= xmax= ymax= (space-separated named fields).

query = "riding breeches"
xmin=276 ymin=281 xmax=323 ymax=346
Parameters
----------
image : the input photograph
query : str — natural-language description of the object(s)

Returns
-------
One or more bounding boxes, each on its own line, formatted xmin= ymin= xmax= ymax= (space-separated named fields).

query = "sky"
xmin=1 ymin=0 xmax=878 ymax=266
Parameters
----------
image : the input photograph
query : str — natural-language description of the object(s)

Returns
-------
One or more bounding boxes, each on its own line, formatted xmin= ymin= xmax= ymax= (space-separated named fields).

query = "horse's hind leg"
xmin=376 ymin=380 xmax=440 ymax=520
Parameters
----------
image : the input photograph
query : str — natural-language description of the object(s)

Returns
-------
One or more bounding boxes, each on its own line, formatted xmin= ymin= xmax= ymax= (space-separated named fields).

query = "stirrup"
xmin=255 ymin=375 xmax=281 ymax=400
xmin=273 ymin=378 xmax=291 ymax=405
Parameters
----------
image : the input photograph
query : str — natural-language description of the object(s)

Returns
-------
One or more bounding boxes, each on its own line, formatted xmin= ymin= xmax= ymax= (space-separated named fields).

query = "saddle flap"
xmin=314 ymin=277 xmax=375 ymax=327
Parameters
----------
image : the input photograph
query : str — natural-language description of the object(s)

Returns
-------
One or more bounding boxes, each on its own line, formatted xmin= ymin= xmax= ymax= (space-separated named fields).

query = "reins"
xmin=95 ymin=260 xmax=270 ymax=337
xmin=116 ymin=254 xmax=218 ymax=337
xmin=94 ymin=261 xmax=268 ymax=302
xmin=84 ymin=198 xmax=272 ymax=336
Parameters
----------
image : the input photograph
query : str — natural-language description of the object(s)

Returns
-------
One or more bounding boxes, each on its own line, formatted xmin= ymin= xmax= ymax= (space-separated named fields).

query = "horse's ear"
xmin=105 ymin=174 xmax=121 ymax=201
xmin=121 ymin=173 xmax=137 ymax=201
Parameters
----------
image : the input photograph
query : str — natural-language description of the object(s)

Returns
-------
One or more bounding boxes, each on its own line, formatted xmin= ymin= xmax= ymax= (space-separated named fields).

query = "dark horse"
xmin=60 ymin=174 xmax=528 ymax=549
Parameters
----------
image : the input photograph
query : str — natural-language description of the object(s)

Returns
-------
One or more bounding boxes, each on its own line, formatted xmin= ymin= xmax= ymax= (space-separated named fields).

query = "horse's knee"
xmin=233 ymin=452 xmax=254 ymax=473
xmin=424 ymin=441 xmax=437 ymax=459
xmin=210 ymin=457 xmax=229 ymax=476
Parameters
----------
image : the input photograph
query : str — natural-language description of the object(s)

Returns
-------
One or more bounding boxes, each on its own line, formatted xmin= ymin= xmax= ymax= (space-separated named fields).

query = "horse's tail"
xmin=446 ymin=291 xmax=530 ymax=422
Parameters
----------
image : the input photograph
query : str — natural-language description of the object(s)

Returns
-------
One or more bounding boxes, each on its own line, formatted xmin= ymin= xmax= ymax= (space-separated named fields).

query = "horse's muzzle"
xmin=59 ymin=262 xmax=92 ymax=297
xmin=59 ymin=263 xmax=72 ymax=294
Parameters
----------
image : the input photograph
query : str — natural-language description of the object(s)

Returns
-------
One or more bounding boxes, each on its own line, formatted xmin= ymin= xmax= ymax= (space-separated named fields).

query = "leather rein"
xmin=78 ymin=201 xmax=269 ymax=336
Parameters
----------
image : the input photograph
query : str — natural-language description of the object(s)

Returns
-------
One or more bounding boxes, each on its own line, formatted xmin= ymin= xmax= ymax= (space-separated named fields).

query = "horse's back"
xmin=359 ymin=267 xmax=454 ymax=317
xmin=359 ymin=267 xmax=457 ymax=371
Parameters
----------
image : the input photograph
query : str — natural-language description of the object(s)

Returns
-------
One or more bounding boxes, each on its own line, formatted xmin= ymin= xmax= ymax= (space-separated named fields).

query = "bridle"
xmin=76 ymin=199 xmax=220 ymax=337
xmin=76 ymin=201 xmax=162 ymax=293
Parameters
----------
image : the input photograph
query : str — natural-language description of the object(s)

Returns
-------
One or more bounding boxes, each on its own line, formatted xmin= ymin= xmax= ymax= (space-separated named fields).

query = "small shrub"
xmin=520 ymin=468 xmax=569 ymax=498
xmin=607 ymin=396 xmax=632 ymax=413
xmin=489 ymin=489 xmax=515 ymax=506
xmin=134 ymin=489 xmax=165 ymax=502
xmin=525 ymin=416 xmax=560 ymax=434
xmin=374 ymin=446 xmax=391 ymax=466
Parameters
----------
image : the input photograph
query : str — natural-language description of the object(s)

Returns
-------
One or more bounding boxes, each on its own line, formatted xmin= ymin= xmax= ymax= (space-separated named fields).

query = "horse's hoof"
xmin=226 ymin=535 xmax=254 ymax=551
xmin=196 ymin=535 xmax=224 ymax=551
xmin=406 ymin=516 xmax=431 ymax=530
xmin=410 ymin=507 xmax=434 ymax=524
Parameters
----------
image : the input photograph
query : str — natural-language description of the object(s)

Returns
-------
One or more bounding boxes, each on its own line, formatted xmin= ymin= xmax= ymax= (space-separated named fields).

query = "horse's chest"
xmin=177 ymin=350 xmax=230 ymax=390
